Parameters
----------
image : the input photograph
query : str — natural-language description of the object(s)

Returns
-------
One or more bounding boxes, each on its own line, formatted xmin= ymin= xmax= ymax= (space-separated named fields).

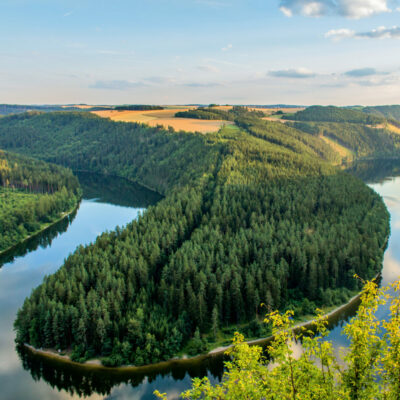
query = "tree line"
xmin=6 ymin=109 xmax=389 ymax=366
xmin=156 ymin=279 xmax=400 ymax=400
xmin=0 ymin=150 xmax=80 ymax=252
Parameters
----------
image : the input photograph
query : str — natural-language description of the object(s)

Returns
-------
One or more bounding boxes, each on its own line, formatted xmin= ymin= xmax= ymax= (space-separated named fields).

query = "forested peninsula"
xmin=0 ymin=107 xmax=393 ymax=366
xmin=0 ymin=150 xmax=81 ymax=253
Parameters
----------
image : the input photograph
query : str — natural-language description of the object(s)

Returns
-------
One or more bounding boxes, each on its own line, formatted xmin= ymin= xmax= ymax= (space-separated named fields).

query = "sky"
xmin=1 ymin=0 xmax=400 ymax=105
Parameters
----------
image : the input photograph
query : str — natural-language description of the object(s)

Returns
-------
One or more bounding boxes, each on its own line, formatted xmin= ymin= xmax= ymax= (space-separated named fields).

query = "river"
xmin=0 ymin=164 xmax=399 ymax=400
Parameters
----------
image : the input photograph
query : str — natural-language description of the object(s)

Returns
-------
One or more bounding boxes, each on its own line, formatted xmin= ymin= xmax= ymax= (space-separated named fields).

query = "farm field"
xmin=92 ymin=107 xmax=234 ymax=133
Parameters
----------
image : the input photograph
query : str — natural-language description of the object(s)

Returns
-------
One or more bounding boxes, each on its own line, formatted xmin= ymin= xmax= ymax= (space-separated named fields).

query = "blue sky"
xmin=1 ymin=0 xmax=400 ymax=105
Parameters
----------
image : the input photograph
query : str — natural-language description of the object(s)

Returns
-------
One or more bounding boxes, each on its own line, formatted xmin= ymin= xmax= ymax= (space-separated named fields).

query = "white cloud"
xmin=325 ymin=28 xmax=355 ymax=41
xmin=344 ymin=67 xmax=386 ymax=77
xmin=268 ymin=67 xmax=316 ymax=78
xmin=326 ymin=25 xmax=400 ymax=40
xmin=181 ymin=82 xmax=222 ymax=87
xmin=340 ymin=0 xmax=390 ymax=18
xmin=222 ymin=43 xmax=233 ymax=52
xmin=279 ymin=0 xmax=391 ymax=19
xmin=280 ymin=6 xmax=293 ymax=16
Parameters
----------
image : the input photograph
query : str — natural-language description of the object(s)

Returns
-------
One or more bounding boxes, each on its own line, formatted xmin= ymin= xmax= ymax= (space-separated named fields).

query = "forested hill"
xmin=7 ymin=110 xmax=389 ymax=367
xmin=0 ymin=150 xmax=80 ymax=252
xmin=284 ymin=105 xmax=383 ymax=124
xmin=284 ymin=106 xmax=400 ymax=161
xmin=363 ymin=105 xmax=400 ymax=122
xmin=0 ymin=112 xmax=221 ymax=195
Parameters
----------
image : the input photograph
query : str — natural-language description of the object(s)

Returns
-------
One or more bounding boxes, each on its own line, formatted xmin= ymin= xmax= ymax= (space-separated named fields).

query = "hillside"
xmin=285 ymin=106 xmax=400 ymax=162
xmin=285 ymin=105 xmax=383 ymax=124
xmin=1 ymin=110 xmax=389 ymax=366
xmin=0 ymin=112 xmax=221 ymax=194
xmin=0 ymin=150 xmax=80 ymax=252
xmin=363 ymin=105 xmax=400 ymax=122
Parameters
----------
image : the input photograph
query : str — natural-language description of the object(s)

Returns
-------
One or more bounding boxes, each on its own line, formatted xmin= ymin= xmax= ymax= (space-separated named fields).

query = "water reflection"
xmin=17 ymin=346 xmax=223 ymax=400
xmin=0 ymin=173 xmax=161 ymax=400
xmin=76 ymin=172 xmax=163 ymax=208
xmin=347 ymin=158 xmax=400 ymax=184
xmin=8 ymin=162 xmax=400 ymax=399
xmin=0 ymin=209 xmax=78 ymax=268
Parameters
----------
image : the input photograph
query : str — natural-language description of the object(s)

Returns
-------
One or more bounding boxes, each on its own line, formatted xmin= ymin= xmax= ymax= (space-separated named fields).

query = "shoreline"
xmin=20 ymin=172 xmax=390 ymax=373
xmin=22 ymin=281 xmax=369 ymax=372
xmin=0 ymin=200 xmax=80 ymax=259
xmin=73 ymin=169 xmax=164 ymax=197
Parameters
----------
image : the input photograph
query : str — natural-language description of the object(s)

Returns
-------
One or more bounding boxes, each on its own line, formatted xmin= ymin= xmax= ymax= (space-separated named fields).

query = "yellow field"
xmin=92 ymin=108 xmax=234 ymax=133
xmin=62 ymin=105 xmax=109 ymax=109
xmin=262 ymin=116 xmax=287 ymax=123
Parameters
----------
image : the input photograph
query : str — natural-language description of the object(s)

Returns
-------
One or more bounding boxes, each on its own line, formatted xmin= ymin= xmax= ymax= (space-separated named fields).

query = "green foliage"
xmin=175 ymin=107 xmax=234 ymax=121
xmin=175 ymin=106 xmax=264 ymax=121
xmin=234 ymin=113 xmax=339 ymax=162
xmin=0 ymin=150 xmax=80 ymax=252
xmin=8 ymin=110 xmax=389 ymax=367
xmin=319 ymin=122 xmax=400 ymax=157
xmin=156 ymin=280 xmax=400 ymax=400
xmin=0 ymin=112 xmax=221 ymax=194
xmin=363 ymin=105 xmax=400 ymax=122
xmin=286 ymin=105 xmax=383 ymax=125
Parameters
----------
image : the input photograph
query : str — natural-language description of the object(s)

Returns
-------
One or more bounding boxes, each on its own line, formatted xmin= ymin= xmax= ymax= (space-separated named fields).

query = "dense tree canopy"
xmin=0 ymin=150 xmax=80 ymax=252
xmin=114 ymin=105 xmax=164 ymax=111
xmin=0 ymin=111 xmax=221 ymax=194
xmin=2 ymin=109 xmax=389 ymax=367
xmin=363 ymin=105 xmax=400 ymax=122
xmin=156 ymin=279 xmax=400 ymax=400
xmin=175 ymin=106 xmax=264 ymax=122
xmin=285 ymin=105 xmax=383 ymax=125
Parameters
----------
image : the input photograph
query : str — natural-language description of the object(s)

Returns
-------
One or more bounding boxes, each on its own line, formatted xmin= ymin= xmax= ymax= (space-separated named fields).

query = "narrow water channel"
xmin=1 ymin=164 xmax=399 ymax=400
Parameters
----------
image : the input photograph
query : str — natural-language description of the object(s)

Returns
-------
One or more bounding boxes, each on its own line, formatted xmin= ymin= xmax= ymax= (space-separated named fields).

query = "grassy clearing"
xmin=320 ymin=135 xmax=354 ymax=162
xmin=386 ymin=123 xmax=400 ymax=135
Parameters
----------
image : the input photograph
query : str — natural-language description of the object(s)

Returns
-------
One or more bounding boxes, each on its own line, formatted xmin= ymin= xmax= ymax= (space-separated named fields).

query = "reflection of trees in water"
xmin=76 ymin=172 xmax=163 ymax=208
xmin=0 ymin=209 xmax=78 ymax=268
xmin=15 ymin=293 xmax=363 ymax=399
xmin=13 ymin=272 xmax=368 ymax=398
xmin=18 ymin=170 xmax=375 ymax=396
xmin=0 ymin=173 xmax=162 ymax=268
xmin=347 ymin=158 xmax=400 ymax=183
xmin=17 ymin=345 xmax=224 ymax=398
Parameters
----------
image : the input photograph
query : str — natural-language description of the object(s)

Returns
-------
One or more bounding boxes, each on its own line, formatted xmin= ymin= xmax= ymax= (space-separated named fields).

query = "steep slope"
xmin=363 ymin=105 xmax=400 ymax=122
xmin=284 ymin=105 xmax=382 ymax=124
xmin=286 ymin=107 xmax=400 ymax=160
xmin=0 ymin=110 xmax=388 ymax=366
xmin=0 ymin=150 xmax=80 ymax=252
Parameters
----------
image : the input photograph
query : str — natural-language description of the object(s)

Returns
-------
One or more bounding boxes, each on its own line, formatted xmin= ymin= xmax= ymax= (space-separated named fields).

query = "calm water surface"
xmin=1 ymin=165 xmax=400 ymax=400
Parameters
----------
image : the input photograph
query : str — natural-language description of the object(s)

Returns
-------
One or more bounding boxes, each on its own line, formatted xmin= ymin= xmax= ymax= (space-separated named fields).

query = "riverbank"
xmin=22 ymin=282 xmax=369 ymax=372
xmin=0 ymin=200 xmax=81 ymax=259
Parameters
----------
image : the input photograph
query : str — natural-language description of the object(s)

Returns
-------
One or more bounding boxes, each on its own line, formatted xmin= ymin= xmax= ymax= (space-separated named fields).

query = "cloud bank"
xmin=268 ymin=68 xmax=316 ymax=78
xmin=325 ymin=25 xmax=400 ymax=40
xmin=279 ymin=0 xmax=391 ymax=18
xmin=344 ymin=67 xmax=380 ymax=77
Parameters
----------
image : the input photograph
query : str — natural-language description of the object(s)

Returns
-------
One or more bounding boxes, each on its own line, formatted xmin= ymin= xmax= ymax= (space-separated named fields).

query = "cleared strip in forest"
xmin=320 ymin=135 xmax=354 ymax=161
